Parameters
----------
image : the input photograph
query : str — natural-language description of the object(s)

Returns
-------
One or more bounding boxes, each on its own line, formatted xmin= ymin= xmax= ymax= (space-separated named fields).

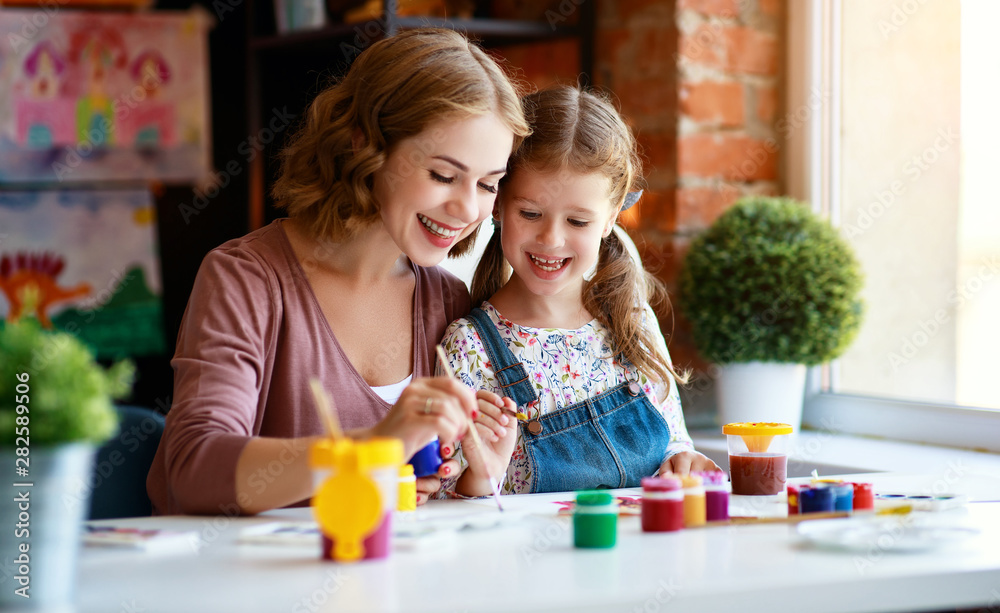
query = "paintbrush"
xmin=308 ymin=378 xmax=344 ymax=440
xmin=435 ymin=345 xmax=505 ymax=512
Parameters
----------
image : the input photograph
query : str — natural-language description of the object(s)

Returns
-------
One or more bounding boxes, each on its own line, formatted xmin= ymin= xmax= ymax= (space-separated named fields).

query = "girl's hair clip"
xmin=623 ymin=190 xmax=643 ymax=210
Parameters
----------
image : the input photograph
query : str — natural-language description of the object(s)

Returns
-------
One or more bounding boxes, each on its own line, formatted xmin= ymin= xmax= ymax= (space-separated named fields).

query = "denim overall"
xmin=467 ymin=308 xmax=672 ymax=493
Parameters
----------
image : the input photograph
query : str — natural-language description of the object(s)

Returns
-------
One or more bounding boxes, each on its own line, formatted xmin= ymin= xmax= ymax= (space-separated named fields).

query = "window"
xmin=788 ymin=0 xmax=1000 ymax=452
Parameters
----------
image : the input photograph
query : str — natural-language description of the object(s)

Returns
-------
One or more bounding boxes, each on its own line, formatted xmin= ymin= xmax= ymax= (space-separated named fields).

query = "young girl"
xmin=147 ymin=29 xmax=529 ymax=514
xmin=440 ymin=86 xmax=718 ymax=497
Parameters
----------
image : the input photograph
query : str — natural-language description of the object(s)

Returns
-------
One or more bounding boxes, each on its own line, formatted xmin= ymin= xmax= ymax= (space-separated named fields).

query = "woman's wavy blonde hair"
xmin=272 ymin=28 xmax=530 ymax=257
xmin=472 ymin=85 xmax=688 ymax=385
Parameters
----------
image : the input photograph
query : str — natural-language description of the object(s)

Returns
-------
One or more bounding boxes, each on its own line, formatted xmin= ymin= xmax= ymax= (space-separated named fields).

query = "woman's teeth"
xmin=418 ymin=214 xmax=460 ymax=239
xmin=530 ymin=255 xmax=568 ymax=272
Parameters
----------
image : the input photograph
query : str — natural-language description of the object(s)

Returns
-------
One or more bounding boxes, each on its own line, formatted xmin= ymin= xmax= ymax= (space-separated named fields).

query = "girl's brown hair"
xmin=472 ymin=86 xmax=688 ymax=385
xmin=272 ymin=28 xmax=530 ymax=257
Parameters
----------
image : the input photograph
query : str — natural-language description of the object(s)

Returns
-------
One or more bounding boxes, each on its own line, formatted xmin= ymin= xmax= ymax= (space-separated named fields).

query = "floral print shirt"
xmin=438 ymin=301 xmax=695 ymax=495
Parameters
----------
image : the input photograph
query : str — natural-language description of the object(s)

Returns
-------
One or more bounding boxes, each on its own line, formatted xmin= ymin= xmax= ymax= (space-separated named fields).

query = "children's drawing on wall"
xmin=0 ymin=10 xmax=211 ymax=183
xmin=0 ymin=190 xmax=166 ymax=359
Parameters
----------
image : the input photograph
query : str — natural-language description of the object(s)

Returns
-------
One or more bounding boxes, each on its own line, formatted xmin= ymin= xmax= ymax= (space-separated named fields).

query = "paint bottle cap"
xmin=576 ymin=491 xmax=615 ymax=507
xmin=398 ymin=464 xmax=414 ymax=479
xmin=642 ymin=476 xmax=682 ymax=492
xmin=694 ymin=470 xmax=726 ymax=486
xmin=722 ymin=422 xmax=794 ymax=435
xmin=358 ymin=437 xmax=403 ymax=469
xmin=408 ymin=439 xmax=442 ymax=477
xmin=309 ymin=437 xmax=352 ymax=468
xmin=680 ymin=475 xmax=703 ymax=489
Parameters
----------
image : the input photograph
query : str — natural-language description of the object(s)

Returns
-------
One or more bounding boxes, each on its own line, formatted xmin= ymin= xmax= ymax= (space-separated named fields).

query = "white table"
xmin=78 ymin=472 xmax=1000 ymax=613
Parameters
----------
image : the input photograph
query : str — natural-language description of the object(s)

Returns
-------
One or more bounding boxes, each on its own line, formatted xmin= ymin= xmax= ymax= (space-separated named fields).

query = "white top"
xmin=370 ymin=374 xmax=412 ymax=405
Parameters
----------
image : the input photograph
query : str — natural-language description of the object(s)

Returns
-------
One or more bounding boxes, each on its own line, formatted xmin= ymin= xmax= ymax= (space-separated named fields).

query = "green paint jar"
xmin=573 ymin=491 xmax=618 ymax=548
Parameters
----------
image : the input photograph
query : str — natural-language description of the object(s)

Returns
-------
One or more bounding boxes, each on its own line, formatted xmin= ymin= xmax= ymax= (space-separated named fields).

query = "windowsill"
xmin=689 ymin=429 xmax=1000 ymax=501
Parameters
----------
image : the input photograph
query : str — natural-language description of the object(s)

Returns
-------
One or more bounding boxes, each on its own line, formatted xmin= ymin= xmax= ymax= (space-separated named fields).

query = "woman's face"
xmin=373 ymin=113 xmax=514 ymax=267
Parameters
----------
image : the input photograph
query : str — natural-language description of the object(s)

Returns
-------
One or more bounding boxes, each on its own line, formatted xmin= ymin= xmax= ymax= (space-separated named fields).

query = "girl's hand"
xmin=370 ymin=376 xmax=477 ymax=459
xmin=454 ymin=391 xmax=518 ymax=496
xmin=659 ymin=451 xmax=721 ymax=477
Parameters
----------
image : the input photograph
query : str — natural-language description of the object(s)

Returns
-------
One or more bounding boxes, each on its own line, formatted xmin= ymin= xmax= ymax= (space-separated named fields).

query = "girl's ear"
xmin=603 ymin=205 xmax=624 ymax=237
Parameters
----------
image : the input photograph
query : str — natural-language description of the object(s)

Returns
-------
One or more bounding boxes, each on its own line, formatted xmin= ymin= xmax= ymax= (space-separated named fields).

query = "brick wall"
xmin=497 ymin=0 xmax=785 ymax=423
xmin=597 ymin=0 xmax=785 ymax=421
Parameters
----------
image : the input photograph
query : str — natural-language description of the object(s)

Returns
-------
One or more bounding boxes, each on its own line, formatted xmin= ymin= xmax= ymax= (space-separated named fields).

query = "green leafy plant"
xmin=679 ymin=196 xmax=864 ymax=366
xmin=0 ymin=322 xmax=134 ymax=446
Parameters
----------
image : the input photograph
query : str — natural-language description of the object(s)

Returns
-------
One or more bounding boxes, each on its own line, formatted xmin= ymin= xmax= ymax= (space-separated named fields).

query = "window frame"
xmin=787 ymin=0 xmax=1000 ymax=453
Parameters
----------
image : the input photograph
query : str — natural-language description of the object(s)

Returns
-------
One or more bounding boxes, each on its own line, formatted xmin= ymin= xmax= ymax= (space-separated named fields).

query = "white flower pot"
xmin=1 ymin=443 xmax=95 ymax=612
xmin=716 ymin=362 xmax=807 ymax=431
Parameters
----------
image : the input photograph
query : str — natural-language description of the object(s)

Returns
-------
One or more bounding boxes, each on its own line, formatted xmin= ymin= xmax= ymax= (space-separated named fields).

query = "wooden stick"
xmin=694 ymin=506 xmax=911 ymax=529
xmin=308 ymin=378 xmax=343 ymax=440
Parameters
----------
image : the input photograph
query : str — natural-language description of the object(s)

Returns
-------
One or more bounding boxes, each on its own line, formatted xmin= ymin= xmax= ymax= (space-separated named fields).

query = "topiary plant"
xmin=679 ymin=196 xmax=864 ymax=366
xmin=0 ymin=321 xmax=134 ymax=446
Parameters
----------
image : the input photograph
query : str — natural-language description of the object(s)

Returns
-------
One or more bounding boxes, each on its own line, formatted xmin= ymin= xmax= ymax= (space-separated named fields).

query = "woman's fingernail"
xmin=472 ymin=409 xmax=479 ymax=419
xmin=442 ymin=446 xmax=451 ymax=456
xmin=500 ymin=415 xmax=509 ymax=425
xmin=442 ymin=466 xmax=451 ymax=475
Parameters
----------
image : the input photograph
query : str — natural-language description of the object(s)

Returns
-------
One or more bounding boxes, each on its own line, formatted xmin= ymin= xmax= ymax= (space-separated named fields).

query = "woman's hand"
xmin=659 ymin=451 xmax=721 ymax=476
xmin=370 ymin=376 xmax=478 ymax=459
xmin=454 ymin=390 xmax=518 ymax=497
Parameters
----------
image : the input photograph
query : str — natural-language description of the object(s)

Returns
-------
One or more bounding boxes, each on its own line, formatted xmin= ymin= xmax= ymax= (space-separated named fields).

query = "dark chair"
xmin=88 ymin=405 xmax=165 ymax=520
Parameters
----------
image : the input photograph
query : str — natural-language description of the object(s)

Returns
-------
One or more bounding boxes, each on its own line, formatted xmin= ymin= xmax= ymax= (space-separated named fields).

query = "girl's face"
xmin=373 ymin=113 xmax=514 ymax=267
xmin=499 ymin=167 xmax=618 ymax=300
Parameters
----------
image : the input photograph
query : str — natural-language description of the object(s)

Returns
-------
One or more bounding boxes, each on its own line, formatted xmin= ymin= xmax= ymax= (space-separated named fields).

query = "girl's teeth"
xmin=418 ymin=214 xmax=460 ymax=239
xmin=530 ymin=255 xmax=566 ymax=272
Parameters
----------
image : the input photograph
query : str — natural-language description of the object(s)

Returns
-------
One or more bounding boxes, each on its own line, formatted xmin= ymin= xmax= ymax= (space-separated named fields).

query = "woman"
xmin=147 ymin=28 xmax=530 ymax=515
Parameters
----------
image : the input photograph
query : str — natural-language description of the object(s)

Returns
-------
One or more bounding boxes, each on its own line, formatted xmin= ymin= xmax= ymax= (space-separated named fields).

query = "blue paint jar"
xmin=830 ymin=482 xmax=854 ymax=511
xmin=799 ymin=484 xmax=836 ymax=513
xmin=408 ymin=440 xmax=442 ymax=477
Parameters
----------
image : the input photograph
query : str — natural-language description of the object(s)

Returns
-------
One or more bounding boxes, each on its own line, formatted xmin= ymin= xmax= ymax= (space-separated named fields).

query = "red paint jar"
xmin=852 ymin=482 xmax=874 ymax=511
xmin=787 ymin=484 xmax=801 ymax=515
xmin=641 ymin=476 xmax=684 ymax=532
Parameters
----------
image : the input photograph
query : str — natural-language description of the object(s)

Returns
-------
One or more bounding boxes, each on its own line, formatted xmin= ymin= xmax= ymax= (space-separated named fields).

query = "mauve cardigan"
xmin=147 ymin=220 xmax=470 ymax=515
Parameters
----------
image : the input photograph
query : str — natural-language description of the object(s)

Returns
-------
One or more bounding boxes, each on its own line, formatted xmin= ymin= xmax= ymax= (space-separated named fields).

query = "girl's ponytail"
xmin=470 ymin=221 xmax=510 ymax=307
xmin=584 ymin=228 xmax=689 ymax=386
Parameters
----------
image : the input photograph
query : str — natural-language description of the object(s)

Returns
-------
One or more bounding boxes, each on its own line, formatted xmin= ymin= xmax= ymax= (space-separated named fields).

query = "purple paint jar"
xmin=698 ymin=471 xmax=729 ymax=521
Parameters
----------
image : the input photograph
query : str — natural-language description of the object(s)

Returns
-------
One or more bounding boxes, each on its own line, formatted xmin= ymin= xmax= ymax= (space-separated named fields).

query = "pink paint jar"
xmin=699 ymin=471 xmax=729 ymax=522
